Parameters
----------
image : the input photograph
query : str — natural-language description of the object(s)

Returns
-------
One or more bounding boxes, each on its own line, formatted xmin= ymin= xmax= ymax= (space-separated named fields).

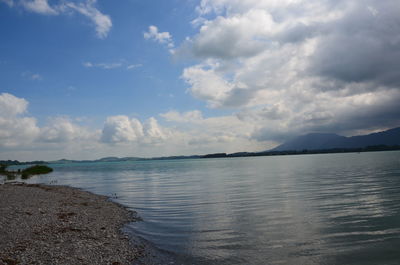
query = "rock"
xmin=0 ymin=183 xmax=142 ymax=265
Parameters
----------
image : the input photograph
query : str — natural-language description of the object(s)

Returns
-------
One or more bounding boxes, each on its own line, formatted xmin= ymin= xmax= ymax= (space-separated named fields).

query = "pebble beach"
xmin=0 ymin=183 xmax=143 ymax=265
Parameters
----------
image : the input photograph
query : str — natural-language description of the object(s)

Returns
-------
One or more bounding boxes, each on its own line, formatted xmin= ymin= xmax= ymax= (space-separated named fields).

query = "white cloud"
xmin=127 ymin=64 xmax=142 ymax=70
xmin=159 ymin=109 xmax=268 ymax=153
xmin=83 ymin=62 xmax=93 ymax=67
xmin=181 ymin=64 xmax=234 ymax=108
xmin=8 ymin=0 xmax=111 ymax=38
xmin=246 ymin=87 xmax=400 ymax=142
xmin=22 ymin=71 xmax=42 ymax=80
xmin=0 ymin=0 xmax=14 ymax=7
xmin=0 ymin=94 xmax=100 ymax=152
xmin=39 ymin=117 xmax=92 ymax=143
xmin=0 ymin=116 xmax=40 ymax=148
xmin=31 ymin=74 xmax=42 ymax=80
xmin=83 ymin=61 xmax=141 ymax=70
xmin=101 ymin=116 xmax=144 ymax=143
xmin=0 ymin=93 xmax=267 ymax=160
xmin=0 ymin=93 xmax=28 ymax=117
xmin=83 ymin=61 xmax=122 ymax=69
xmin=176 ymin=0 xmax=400 ymax=140
xmin=65 ymin=0 xmax=112 ymax=39
xmin=100 ymin=116 xmax=173 ymax=145
xmin=187 ymin=9 xmax=277 ymax=59
xmin=144 ymin=25 xmax=174 ymax=49
xmin=21 ymin=0 xmax=57 ymax=15
xmin=0 ymin=93 xmax=39 ymax=147
xmin=161 ymin=110 xmax=203 ymax=123
xmin=143 ymin=117 xmax=169 ymax=143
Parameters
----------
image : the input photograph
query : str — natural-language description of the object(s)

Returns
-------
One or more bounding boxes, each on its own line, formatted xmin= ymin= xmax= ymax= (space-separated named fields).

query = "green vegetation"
xmin=204 ymin=145 xmax=400 ymax=159
xmin=21 ymin=165 xmax=53 ymax=179
xmin=0 ymin=160 xmax=47 ymax=166
xmin=0 ymin=164 xmax=7 ymax=173
xmin=0 ymin=164 xmax=53 ymax=180
xmin=22 ymin=165 xmax=53 ymax=175
xmin=0 ymin=165 xmax=17 ymax=180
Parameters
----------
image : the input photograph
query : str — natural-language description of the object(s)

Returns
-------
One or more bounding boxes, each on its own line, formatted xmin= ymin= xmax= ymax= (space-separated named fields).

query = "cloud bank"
xmin=177 ymin=0 xmax=400 ymax=140
xmin=0 ymin=93 xmax=264 ymax=160
xmin=2 ymin=1 xmax=400 ymax=160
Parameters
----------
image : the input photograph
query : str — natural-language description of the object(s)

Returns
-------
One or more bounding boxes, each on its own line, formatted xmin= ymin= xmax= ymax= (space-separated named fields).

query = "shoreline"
xmin=0 ymin=182 xmax=144 ymax=265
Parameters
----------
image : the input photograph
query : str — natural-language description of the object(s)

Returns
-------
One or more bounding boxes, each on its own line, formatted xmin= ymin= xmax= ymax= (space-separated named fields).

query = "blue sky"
xmin=1 ymin=0 xmax=399 ymax=161
xmin=0 ymin=0 xmax=201 ymax=122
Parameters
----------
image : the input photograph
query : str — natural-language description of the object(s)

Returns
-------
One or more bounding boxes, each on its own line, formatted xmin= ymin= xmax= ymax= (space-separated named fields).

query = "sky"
xmin=0 ymin=0 xmax=399 ymax=161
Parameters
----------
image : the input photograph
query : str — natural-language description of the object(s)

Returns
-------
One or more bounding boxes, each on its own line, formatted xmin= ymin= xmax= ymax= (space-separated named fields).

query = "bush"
xmin=6 ymin=173 xmax=16 ymax=180
xmin=21 ymin=172 xmax=30 ymax=179
xmin=21 ymin=165 xmax=53 ymax=177
xmin=0 ymin=164 xmax=7 ymax=173
xmin=0 ymin=164 xmax=53 ymax=180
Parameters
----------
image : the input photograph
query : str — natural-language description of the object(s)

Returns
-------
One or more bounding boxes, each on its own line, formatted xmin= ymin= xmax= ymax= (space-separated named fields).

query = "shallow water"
xmin=7 ymin=151 xmax=400 ymax=264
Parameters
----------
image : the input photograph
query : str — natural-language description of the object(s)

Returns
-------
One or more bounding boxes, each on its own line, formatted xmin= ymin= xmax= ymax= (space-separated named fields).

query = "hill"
xmin=272 ymin=127 xmax=400 ymax=151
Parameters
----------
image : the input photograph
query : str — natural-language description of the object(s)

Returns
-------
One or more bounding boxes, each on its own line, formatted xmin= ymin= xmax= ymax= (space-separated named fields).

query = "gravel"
xmin=0 ymin=183 xmax=144 ymax=265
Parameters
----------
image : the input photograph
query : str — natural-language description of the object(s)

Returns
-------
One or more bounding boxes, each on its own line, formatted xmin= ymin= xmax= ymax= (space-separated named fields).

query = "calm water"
xmin=4 ymin=151 xmax=400 ymax=264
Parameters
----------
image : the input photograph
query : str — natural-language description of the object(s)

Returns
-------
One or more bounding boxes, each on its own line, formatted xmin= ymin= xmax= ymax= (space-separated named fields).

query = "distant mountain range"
xmin=272 ymin=127 xmax=400 ymax=151
xmin=2 ymin=127 xmax=399 ymax=166
xmin=49 ymin=156 xmax=143 ymax=164
xmin=48 ymin=155 xmax=202 ymax=164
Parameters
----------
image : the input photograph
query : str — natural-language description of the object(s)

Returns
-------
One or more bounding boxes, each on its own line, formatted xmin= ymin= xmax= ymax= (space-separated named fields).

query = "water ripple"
xmin=24 ymin=151 xmax=400 ymax=265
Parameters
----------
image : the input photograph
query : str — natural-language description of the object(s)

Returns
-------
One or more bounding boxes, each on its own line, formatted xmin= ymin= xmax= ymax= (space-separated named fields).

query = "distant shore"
xmin=0 ymin=183 xmax=143 ymax=265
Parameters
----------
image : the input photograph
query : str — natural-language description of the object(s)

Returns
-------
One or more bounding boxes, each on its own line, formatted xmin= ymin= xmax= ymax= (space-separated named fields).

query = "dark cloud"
xmin=310 ymin=1 xmax=400 ymax=87
xmin=181 ymin=0 xmax=400 ymax=143
xmin=276 ymin=22 xmax=319 ymax=44
xmin=220 ymin=87 xmax=257 ymax=107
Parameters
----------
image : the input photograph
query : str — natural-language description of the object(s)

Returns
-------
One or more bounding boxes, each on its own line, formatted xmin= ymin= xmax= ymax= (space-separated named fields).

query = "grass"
xmin=22 ymin=165 xmax=53 ymax=175
xmin=0 ymin=164 xmax=7 ymax=173
xmin=0 ymin=164 xmax=53 ymax=180
xmin=0 ymin=164 xmax=18 ymax=180
xmin=21 ymin=165 xmax=53 ymax=179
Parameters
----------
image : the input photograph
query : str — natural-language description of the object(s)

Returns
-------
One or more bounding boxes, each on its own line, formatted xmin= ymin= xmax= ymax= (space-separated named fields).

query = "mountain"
xmin=272 ymin=133 xmax=346 ymax=151
xmin=272 ymin=127 xmax=400 ymax=151
xmin=96 ymin=157 xmax=122 ymax=162
xmin=343 ymin=127 xmax=400 ymax=148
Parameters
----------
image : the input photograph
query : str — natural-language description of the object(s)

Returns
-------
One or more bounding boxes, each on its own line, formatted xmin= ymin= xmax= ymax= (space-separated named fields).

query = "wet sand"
xmin=0 ymin=182 xmax=144 ymax=265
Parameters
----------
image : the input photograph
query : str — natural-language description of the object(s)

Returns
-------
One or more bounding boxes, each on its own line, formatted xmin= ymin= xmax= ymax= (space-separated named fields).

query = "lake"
xmin=5 ymin=151 xmax=400 ymax=264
